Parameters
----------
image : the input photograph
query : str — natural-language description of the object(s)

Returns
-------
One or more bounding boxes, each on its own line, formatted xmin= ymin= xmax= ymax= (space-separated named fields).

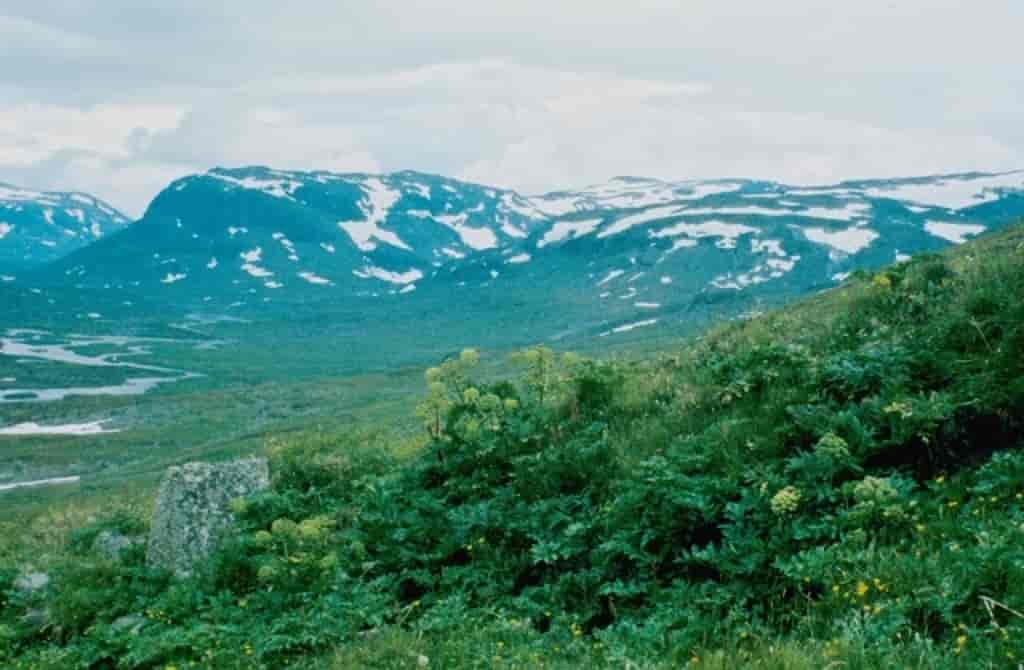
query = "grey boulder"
xmin=146 ymin=458 xmax=269 ymax=575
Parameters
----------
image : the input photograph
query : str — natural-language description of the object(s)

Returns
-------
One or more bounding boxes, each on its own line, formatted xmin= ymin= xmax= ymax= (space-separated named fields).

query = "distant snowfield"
xmin=434 ymin=214 xmax=499 ymax=250
xmin=803 ymin=226 xmax=879 ymax=254
xmin=599 ymin=205 xmax=680 ymax=238
xmin=298 ymin=271 xmax=331 ymax=285
xmin=0 ymin=184 xmax=53 ymax=202
xmin=353 ymin=265 xmax=423 ymax=285
xmin=0 ymin=420 xmax=119 ymax=436
xmin=865 ymin=172 xmax=1024 ymax=210
xmin=209 ymin=171 xmax=303 ymax=200
xmin=923 ymin=221 xmax=986 ymax=244
xmin=339 ymin=178 xmax=409 ymax=252
xmin=0 ymin=475 xmax=80 ymax=492
xmin=529 ymin=178 xmax=742 ymax=215
xmin=596 ymin=199 xmax=876 ymax=240
xmin=651 ymin=220 xmax=757 ymax=243
xmin=538 ymin=218 xmax=603 ymax=247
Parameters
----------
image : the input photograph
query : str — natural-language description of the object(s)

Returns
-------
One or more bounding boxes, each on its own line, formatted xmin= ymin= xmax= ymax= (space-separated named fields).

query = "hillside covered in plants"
xmin=3 ymin=223 xmax=1024 ymax=668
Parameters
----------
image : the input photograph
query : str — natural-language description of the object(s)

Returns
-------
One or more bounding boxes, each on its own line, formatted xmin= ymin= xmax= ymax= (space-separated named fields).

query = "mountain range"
xmin=2 ymin=167 xmax=1023 ymax=345
xmin=0 ymin=183 xmax=131 ymax=273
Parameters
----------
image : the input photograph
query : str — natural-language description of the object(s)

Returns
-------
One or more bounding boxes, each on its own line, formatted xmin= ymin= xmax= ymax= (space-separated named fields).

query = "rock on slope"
xmin=146 ymin=458 xmax=269 ymax=576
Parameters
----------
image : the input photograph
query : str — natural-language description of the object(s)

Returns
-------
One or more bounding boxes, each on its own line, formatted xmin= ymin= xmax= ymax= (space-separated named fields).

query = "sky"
xmin=1 ymin=1 xmax=1022 ymax=217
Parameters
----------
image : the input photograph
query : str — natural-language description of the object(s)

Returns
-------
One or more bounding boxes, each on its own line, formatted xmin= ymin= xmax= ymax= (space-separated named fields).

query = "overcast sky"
xmin=2 ymin=1 xmax=1022 ymax=217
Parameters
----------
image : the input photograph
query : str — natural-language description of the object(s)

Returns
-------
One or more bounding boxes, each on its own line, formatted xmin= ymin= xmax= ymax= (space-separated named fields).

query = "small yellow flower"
xmin=855 ymin=581 xmax=870 ymax=597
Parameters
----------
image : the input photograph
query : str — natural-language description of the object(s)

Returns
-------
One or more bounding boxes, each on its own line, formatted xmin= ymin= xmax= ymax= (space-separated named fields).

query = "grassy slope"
xmin=2 ymin=222 xmax=1023 ymax=668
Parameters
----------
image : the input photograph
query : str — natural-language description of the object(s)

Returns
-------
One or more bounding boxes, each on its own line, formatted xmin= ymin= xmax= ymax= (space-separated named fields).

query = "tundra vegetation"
xmin=2 ymin=225 xmax=1023 ymax=668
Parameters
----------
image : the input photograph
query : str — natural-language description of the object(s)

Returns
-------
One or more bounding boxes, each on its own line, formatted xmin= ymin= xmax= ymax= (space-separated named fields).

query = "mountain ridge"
xmin=5 ymin=166 xmax=1024 ymax=348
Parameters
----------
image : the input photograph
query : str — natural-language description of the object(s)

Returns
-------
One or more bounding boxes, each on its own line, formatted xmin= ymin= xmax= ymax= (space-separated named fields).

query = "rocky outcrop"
xmin=146 ymin=458 xmax=269 ymax=575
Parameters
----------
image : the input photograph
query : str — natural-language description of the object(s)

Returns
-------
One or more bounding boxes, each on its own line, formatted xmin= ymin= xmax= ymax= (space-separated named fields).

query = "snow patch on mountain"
xmin=353 ymin=265 xmax=423 ymax=285
xmin=803 ymin=227 xmax=879 ymax=254
xmin=0 ymin=184 xmax=55 ymax=203
xmin=923 ymin=221 xmax=986 ymax=244
xmin=751 ymin=239 xmax=786 ymax=256
xmin=865 ymin=172 xmax=1024 ymax=210
xmin=272 ymin=233 xmax=300 ymax=261
xmin=532 ymin=178 xmax=741 ymax=215
xmin=339 ymin=178 xmax=409 ymax=252
xmin=538 ymin=218 xmax=603 ymax=247
xmin=498 ymin=216 xmax=528 ymax=239
xmin=599 ymin=206 xmax=681 ymax=238
xmin=432 ymin=214 xmax=498 ymax=250
xmin=240 ymin=248 xmax=274 ymax=278
xmin=651 ymin=220 xmax=758 ymax=244
xmin=600 ymin=318 xmax=659 ymax=337
xmin=597 ymin=269 xmax=625 ymax=286
xmin=298 ymin=271 xmax=331 ymax=285
xmin=499 ymin=193 xmax=547 ymax=221
xmin=209 ymin=171 xmax=303 ymax=200
xmin=797 ymin=203 xmax=872 ymax=221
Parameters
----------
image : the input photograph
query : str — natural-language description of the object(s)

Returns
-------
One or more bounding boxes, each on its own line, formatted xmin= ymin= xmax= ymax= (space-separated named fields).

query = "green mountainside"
xmin=7 ymin=168 xmax=1024 ymax=355
xmin=2 ymin=221 xmax=1022 ymax=668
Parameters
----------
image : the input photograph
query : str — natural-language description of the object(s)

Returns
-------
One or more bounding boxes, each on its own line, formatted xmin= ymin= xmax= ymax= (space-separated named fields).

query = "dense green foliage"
xmin=3 ymin=226 xmax=1024 ymax=668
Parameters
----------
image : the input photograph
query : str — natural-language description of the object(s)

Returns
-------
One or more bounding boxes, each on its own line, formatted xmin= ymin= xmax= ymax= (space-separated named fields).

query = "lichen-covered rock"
xmin=146 ymin=458 xmax=269 ymax=575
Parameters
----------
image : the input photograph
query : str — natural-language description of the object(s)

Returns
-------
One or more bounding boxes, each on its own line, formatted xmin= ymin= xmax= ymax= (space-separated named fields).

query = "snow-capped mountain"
xmin=16 ymin=167 xmax=1024 ymax=341
xmin=40 ymin=167 xmax=548 ymax=296
xmin=0 ymin=183 xmax=132 ymax=273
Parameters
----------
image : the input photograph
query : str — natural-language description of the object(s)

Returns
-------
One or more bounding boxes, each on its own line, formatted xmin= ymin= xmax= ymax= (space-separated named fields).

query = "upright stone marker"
xmin=146 ymin=458 xmax=269 ymax=575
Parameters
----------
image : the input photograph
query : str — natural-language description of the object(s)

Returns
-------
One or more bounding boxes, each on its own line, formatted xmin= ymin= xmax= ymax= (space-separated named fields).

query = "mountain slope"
xmin=6 ymin=222 xmax=1024 ymax=669
xmin=13 ymin=167 xmax=1024 ymax=351
xmin=0 ymin=183 xmax=132 ymax=273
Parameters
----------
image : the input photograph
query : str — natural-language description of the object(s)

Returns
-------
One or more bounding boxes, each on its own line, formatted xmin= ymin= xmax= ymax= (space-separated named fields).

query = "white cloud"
xmin=0 ymin=2 xmax=1022 ymax=214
